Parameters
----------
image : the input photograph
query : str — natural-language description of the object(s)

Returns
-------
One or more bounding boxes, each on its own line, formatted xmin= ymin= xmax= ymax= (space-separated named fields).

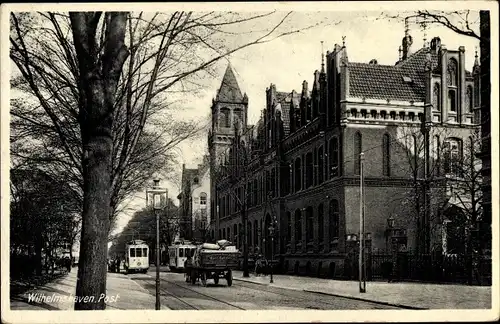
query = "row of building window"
xmin=218 ymin=131 xmax=469 ymax=219
xmin=216 ymin=200 xmax=341 ymax=251
xmin=432 ymin=83 xmax=474 ymax=114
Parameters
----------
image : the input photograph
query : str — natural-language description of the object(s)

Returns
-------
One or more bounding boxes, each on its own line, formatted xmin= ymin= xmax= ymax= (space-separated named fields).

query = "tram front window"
xmin=129 ymin=248 xmax=136 ymax=257
xmin=142 ymin=248 xmax=148 ymax=257
xmin=179 ymin=248 xmax=184 ymax=258
xmin=136 ymin=248 xmax=142 ymax=257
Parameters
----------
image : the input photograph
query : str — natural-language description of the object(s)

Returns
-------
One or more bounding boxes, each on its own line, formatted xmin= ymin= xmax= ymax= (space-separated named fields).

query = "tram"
xmin=168 ymin=241 xmax=196 ymax=272
xmin=125 ymin=239 xmax=149 ymax=274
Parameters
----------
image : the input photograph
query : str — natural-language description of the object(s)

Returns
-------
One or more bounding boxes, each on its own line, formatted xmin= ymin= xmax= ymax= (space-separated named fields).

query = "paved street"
xmin=130 ymin=267 xmax=398 ymax=310
xmin=10 ymin=266 xmax=491 ymax=311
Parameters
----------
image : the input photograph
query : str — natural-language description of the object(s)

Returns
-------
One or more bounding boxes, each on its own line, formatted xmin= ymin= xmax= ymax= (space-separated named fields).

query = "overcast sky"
xmin=109 ymin=5 xmax=485 ymax=238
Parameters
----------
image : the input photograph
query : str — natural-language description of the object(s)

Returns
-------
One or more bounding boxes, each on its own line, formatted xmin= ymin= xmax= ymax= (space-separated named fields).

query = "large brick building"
xmin=208 ymin=34 xmax=481 ymax=276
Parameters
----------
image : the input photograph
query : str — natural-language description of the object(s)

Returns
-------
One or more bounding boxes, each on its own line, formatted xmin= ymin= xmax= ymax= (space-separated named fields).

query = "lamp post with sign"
xmin=146 ymin=179 xmax=168 ymax=310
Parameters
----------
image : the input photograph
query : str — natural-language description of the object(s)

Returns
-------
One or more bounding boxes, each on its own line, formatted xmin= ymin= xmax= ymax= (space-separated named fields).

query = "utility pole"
xmin=422 ymin=56 xmax=433 ymax=254
xmin=359 ymin=152 xmax=366 ymax=293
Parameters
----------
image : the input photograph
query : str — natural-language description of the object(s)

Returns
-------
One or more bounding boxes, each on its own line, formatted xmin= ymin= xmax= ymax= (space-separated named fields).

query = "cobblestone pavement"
xmin=231 ymin=270 xmax=492 ymax=309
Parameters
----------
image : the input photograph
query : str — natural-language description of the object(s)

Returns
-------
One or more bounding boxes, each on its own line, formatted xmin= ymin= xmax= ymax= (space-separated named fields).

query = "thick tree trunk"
xmin=70 ymin=12 xmax=129 ymax=310
xmin=75 ymin=133 xmax=113 ymax=309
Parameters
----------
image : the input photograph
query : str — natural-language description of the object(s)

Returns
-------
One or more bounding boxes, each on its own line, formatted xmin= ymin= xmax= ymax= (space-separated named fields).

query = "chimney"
xmin=430 ymin=37 xmax=441 ymax=54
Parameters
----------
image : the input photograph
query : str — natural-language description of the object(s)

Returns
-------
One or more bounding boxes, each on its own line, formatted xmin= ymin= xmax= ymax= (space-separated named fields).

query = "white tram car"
xmin=168 ymin=241 xmax=196 ymax=272
xmin=125 ymin=239 xmax=149 ymax=274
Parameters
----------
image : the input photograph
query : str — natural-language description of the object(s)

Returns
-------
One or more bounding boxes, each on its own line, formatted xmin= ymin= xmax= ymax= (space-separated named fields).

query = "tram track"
xmin=159 ymin=277 xmax=246 ymax=310
xmin=139 ymin=277 xmax=246 ymax=310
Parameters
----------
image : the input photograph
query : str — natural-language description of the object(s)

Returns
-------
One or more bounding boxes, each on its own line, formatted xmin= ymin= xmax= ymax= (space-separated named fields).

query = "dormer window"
xmin=409 ymin=112 xmax=415 ymax=121
xmin=389 ymin=111 xmax=396 ymax=120
xmin=402 ymin=76 xmax=413 ymax=83
xmin=380 ymin=111 xmax=387 ymax=119
xmin=360 ymin=109 xmax=367 ymax=118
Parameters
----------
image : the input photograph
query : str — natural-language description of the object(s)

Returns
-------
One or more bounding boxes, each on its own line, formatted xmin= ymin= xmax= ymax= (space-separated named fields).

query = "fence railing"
xmin=344 ymin=250 xmax=492 ymax=285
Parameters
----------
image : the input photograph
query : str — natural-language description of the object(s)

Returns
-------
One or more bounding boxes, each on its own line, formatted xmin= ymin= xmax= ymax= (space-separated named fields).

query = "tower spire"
xmin=321 ymin=41 xmax=325 ymax=73
xmin=216 ymin=64 xmax=244 ymax=103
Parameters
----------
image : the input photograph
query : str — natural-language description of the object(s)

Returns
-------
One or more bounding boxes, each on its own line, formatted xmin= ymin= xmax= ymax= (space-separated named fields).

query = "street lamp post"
xmin=269 ymin=225 xmax=275 ymax=283
xmin=146 ymin=179 xmax=168 ymax=311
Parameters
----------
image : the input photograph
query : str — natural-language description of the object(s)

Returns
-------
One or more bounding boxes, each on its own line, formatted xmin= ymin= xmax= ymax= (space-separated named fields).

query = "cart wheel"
xmin=201 ymin=271 xmax=207 ymax=287
xmin=191 ymin=273 xmax=196 ymax=285
xmin=214 ymin=277 xmax=219 ymax=285
xmin=226 ymin=270 xmax=233 ymax=287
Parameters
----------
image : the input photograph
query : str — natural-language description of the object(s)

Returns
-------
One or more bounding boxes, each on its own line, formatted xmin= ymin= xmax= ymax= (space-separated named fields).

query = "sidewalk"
xmin=232 ymin=271 xmax=492 ymax=309
xmin=10 ymin=268 xmax=167 ymax=310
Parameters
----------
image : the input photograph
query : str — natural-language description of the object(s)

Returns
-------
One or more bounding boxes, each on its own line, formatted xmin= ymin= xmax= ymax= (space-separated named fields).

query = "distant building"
xmin=177 ymin=156 xmax=211 ymax=241
xmin=209 ymin=32 xmax=481 ymax=276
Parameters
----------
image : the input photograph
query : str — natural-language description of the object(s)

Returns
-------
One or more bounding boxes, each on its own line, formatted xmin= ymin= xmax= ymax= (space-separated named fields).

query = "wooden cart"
xmin=185 ymin=248 xmax=239 ymax=287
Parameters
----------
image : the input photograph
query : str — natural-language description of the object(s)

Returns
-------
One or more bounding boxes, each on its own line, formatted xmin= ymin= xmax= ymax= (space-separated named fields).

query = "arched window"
xmin=433 ymin=83 xmax=441 ymax=111
xmin=271 ymin=168 xmax=276 ymax=197
xmin=253 ymin=178 xmax=258 ymax=205
xmin=227 ymin=227 xmax=231 ymax=242
xmin=306 ymin=206 xmax=314 ymax=243
xmin=318 ymin=204 xmax=324 ymax=244
xmin=294 ymin=209 xmax=302 ymax=244
xmin=434 ymin=135 xmax=441 ymax=176
xmin=247 ymin=221 xmax=252 ymax=247
xmin=234 ymin=108 xmax=243 ymax=125
xmin=294 ymin=158 xmax=302 ymax=192
xmin=220 ymin=107 xmax=231 ymax=128
xmin=447 ymin=59 xmax=458 ymax=86
xmin=254 ymin=220 xmax=259 ymax=248
xmin=329 ymin=137 xmax=339 ymax=178
xmin=219 ymin=229 xmax=222 ymax=240
xmin=318 ymin=146 xmax=324 ymax=184
xmin=329 ymin=200 xmax=339 ymax=242
xmin=466 ymin=86 xmax=473 ymax=113
xmin=447 ymin=59 xmax=458 ymax=113
xmin=448 ymin=90 xmax=457 ymax=112
xmin=354 ymin=132 xmax=362 ymax=175
xmin=223 ymin=228 xmax=226 ymax=239
xmin=200 ymin=192 xmax=207 ymax=205
xmin=443 ymin=138 xmax=463 ymax=175
xmin=383 ymin=134 xmax=391 ymax=176
xmin=305 ymin=152 xmax=313 ymax=188
xmin=286 ymin=212 xmax=292 ymax=244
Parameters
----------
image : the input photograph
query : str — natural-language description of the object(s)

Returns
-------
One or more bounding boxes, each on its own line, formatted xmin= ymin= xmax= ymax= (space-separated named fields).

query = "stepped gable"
xmin=275 ymin=91 xmax=299 ymax=136
xmin=216 ymin=65 xmax=244 ymax=103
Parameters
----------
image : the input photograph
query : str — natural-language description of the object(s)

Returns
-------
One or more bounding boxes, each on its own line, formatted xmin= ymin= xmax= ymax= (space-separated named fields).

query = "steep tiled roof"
xmin=348 ymin=62 xmax=424 ymax=102
xmin=351 ymin=47 xmax=475 ymax=102
xmin=216 ymin=65 xmax=244 ymax=102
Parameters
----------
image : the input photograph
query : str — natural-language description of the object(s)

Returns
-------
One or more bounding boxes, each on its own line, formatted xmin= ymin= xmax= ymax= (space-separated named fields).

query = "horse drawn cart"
xmin=185 ymin=241 xmax=239 ymax=287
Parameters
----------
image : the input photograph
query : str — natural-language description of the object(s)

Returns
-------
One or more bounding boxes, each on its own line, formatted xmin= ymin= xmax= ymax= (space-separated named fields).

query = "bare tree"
xmin=10 ymin=10 xmax=326 ymax=309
